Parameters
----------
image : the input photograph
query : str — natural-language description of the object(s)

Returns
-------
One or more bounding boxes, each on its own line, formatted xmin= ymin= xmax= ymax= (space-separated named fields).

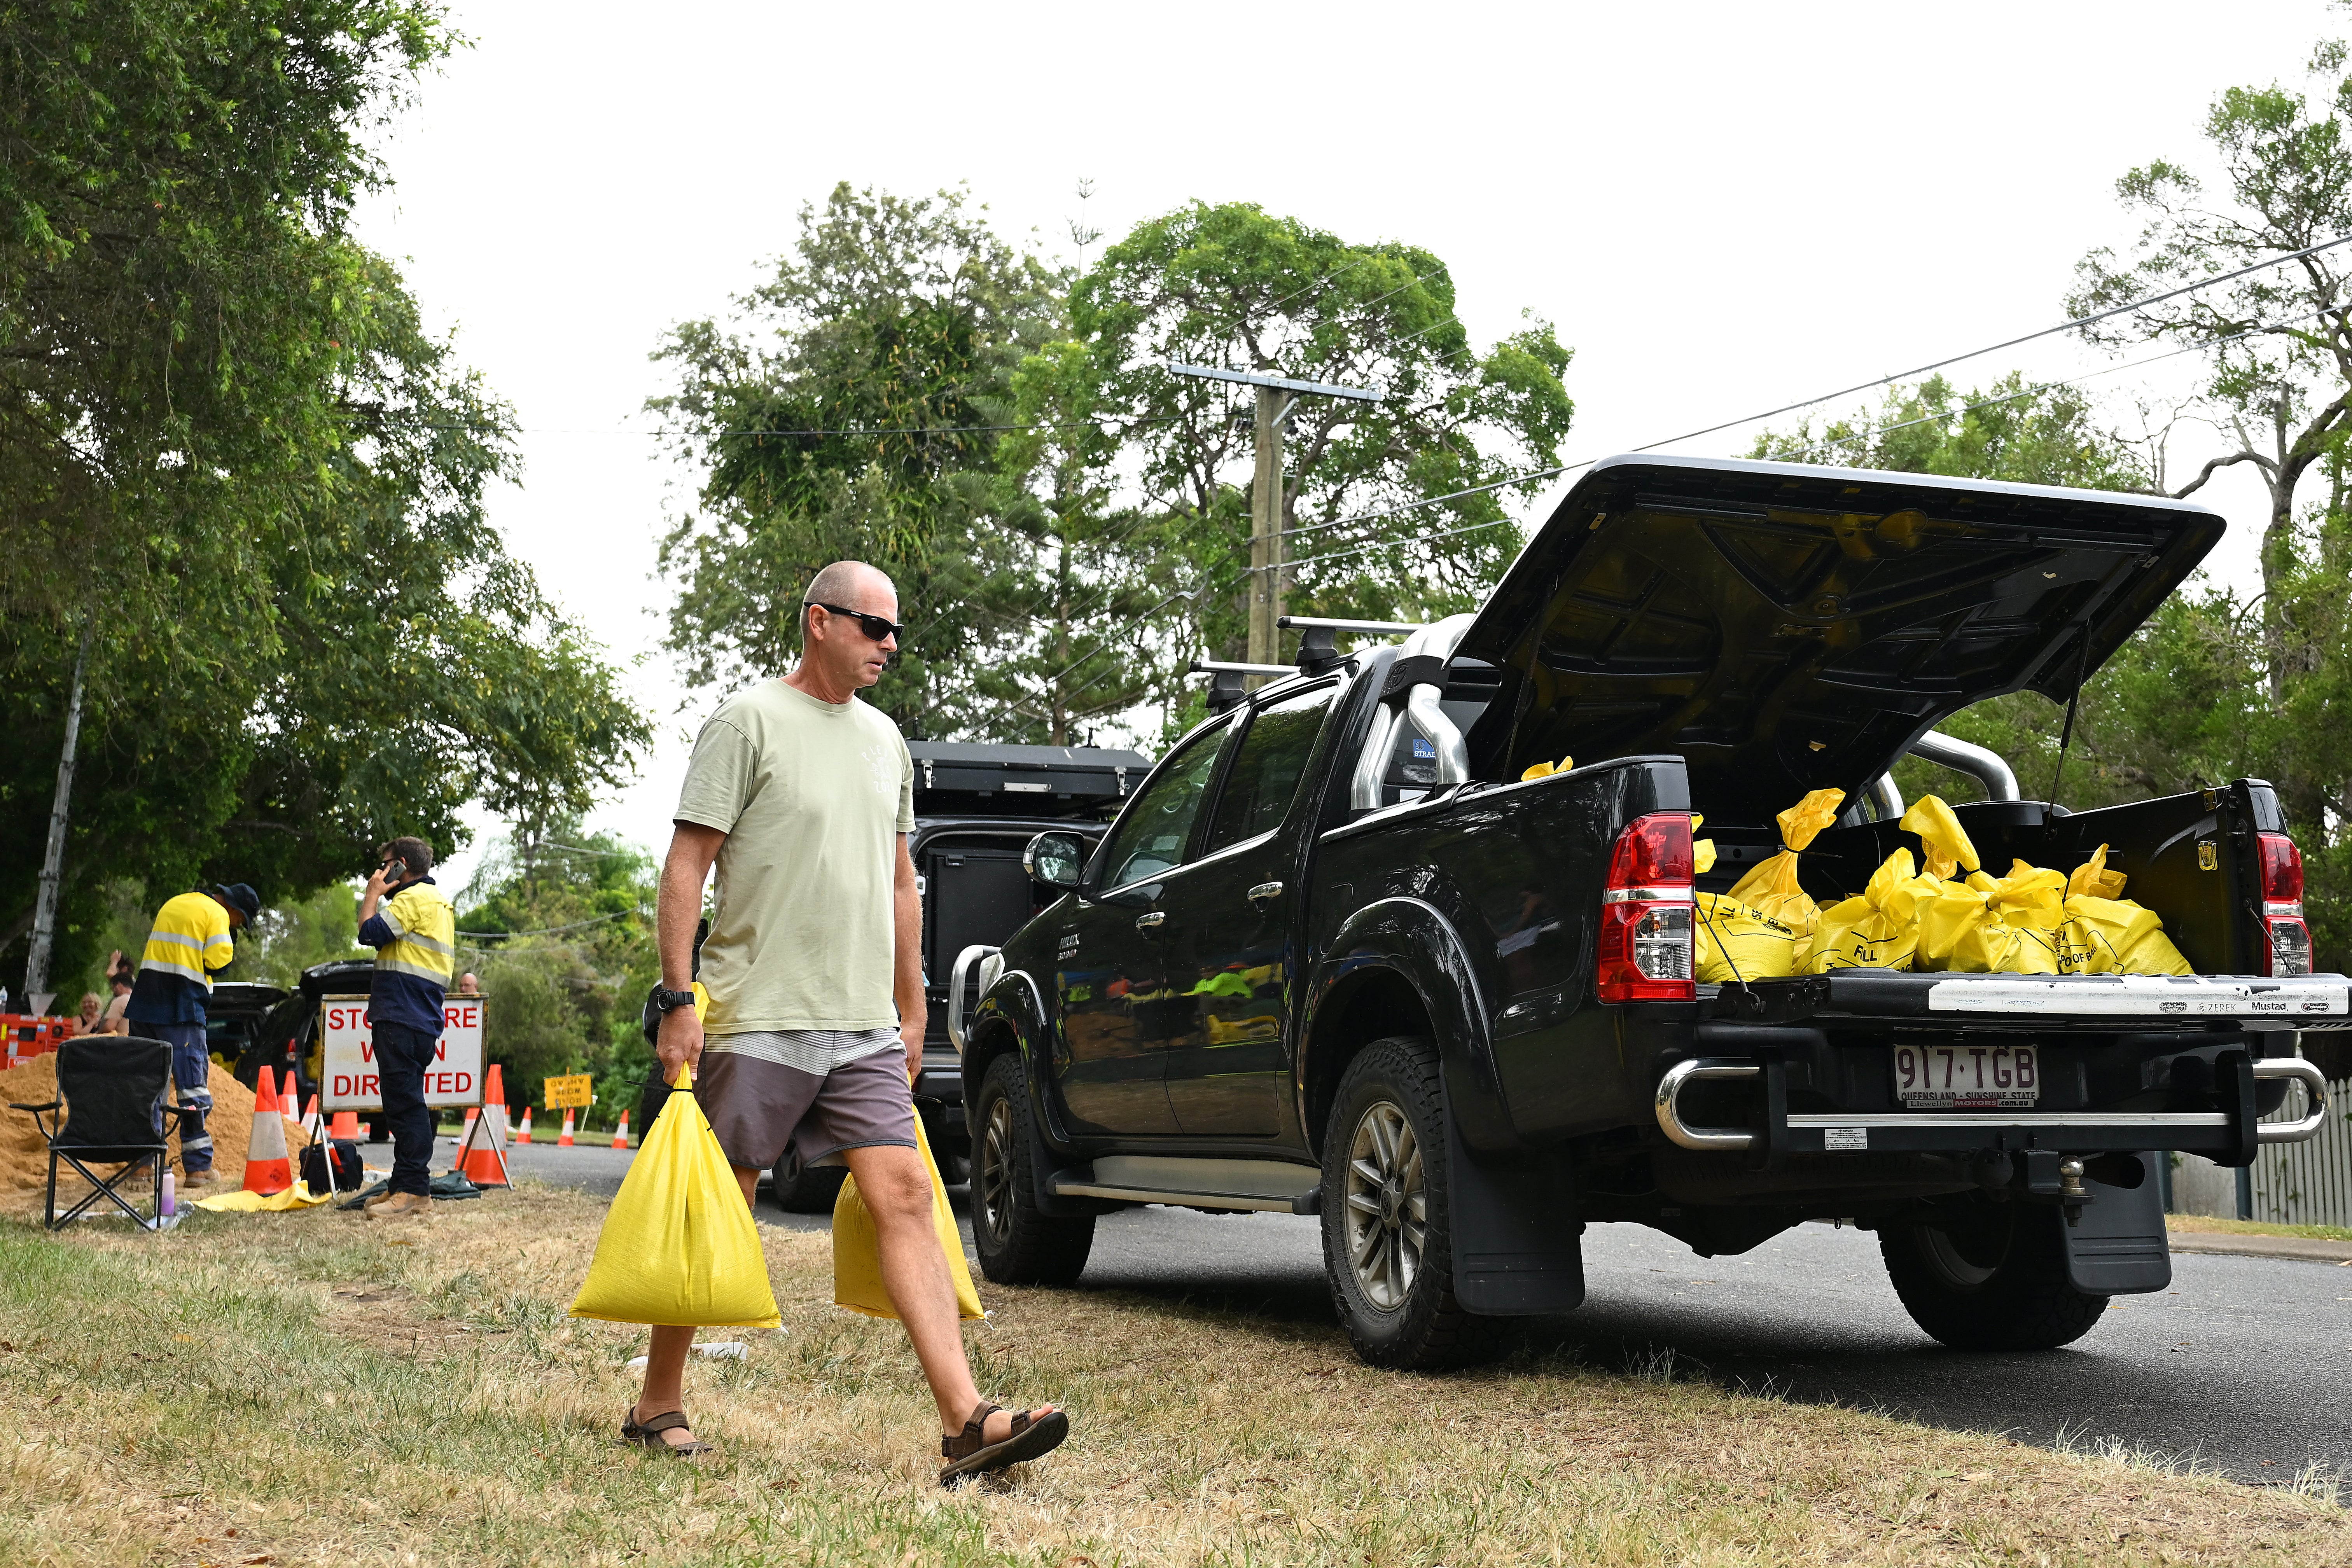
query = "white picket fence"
xmin=2250 ymin=1073 xmax=2352 ymax=1228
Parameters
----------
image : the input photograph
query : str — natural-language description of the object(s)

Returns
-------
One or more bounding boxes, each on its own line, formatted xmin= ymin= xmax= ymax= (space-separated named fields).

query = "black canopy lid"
xmin=1455 ymin=454 xmax=2224 ymax=822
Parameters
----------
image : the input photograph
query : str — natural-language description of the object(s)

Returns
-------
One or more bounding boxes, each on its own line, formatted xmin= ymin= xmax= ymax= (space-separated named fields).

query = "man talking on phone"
xmin=356 ymin=836 xmax=456 ymax=1220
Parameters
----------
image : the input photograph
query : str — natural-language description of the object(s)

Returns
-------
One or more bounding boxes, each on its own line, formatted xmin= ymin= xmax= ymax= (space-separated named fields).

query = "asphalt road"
xmin=497 ymin=1140 xmax=2350 ymax=1484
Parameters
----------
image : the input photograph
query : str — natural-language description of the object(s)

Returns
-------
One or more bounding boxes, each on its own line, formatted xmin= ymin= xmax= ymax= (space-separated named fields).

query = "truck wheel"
xmin=768 ymin=1143 xmax=849 ymax=1215
xmin=970 ymin=1052 xmax=1095 ymax=1285
xmin=1320 ymin=1036 xmax=1500 ymax=1370
xmin=1880 ymin=1197 xmax=2109 ymax=1350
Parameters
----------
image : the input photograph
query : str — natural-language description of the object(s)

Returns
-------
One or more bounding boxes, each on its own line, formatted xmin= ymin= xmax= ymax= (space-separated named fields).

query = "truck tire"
xmin=768 ymin=1143 xmax=850 ymax=1215
xmin=970 ymin=1052 xmax=1095 ymax=1286
xmin=1880 ymin=1197 xmax=2110 ymax=1351
xmin=1320 ymin=1035 xmax=1501 ymax=1370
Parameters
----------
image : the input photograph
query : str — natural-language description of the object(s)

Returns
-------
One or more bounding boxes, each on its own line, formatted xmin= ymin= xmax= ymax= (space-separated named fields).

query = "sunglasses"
xmin=809 ymin=601 xmax=905 ymax=643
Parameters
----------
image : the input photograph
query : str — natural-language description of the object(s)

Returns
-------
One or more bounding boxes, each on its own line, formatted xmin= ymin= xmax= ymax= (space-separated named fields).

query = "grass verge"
xmin=1 ymin=1183 xmax=2343 ymax=1566
xmin=2165 ymin=1214 xmax=2352 ymax=1243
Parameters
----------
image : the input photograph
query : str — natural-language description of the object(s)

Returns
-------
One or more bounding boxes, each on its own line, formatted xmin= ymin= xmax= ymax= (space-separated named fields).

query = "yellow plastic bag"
xmin=2059 ymin=845 xmax=2192 ymax=975
xmin=1900 ymin=795 xmax=1982 ymax=881
xmin=1693 ymin=829 xmax=1799 ymax=981
xmin=1520 ymin=754 xmax=1574 ymax=781
xmin=1918 ymin=859 xmax=2069 ymax=975
xmin=1806 ymin=848 xmax=1945 ymax=974
xmin=191 ymin=1181 xmax=332 ymax=1213
xmin=833 ymin=1113 xmax=984 ymax=1323
xmin=569 ymin=1064 xmax=781 ymax=1329
xmin=1725 ymin=788 xmax=1846 ymax=944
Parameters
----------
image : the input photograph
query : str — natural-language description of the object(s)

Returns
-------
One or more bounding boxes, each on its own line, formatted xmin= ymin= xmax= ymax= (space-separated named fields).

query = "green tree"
xmin=1072 ymin=202 xmax=1576 ymax=680
xmin=456 ymin=825 xmax=657 ymax=1124
xmin=0 ymin=1 xmax=649 ymax=990
xmin=651 ymin=184 xmax=1060 ymax=733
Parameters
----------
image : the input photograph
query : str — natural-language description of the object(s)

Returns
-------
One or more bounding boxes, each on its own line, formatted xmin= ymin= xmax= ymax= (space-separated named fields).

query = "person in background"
xmin=102 ymin=964 xmax=133 ymax=1034
xmin=456 ymin=972 xmax=481 ymax=998
xmin=73 ymin=993 xmax=101 ymax=1035
xmin=123 ymin=883 xmax=262 ymax=1186
xmin=356 ymin=837 xmax=455 ymax=1221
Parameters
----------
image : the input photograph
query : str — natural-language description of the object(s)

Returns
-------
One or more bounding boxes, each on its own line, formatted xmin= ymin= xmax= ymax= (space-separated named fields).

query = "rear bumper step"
xmin=1709 ymin=971 xmax=2352 ymax=1028
xmin=1655 ymin=1055 xmax=2329 ymax=1157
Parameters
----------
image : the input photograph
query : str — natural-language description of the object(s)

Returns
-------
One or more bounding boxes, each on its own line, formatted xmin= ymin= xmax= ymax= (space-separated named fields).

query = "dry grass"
xmin=2165 ymin=1214 xmax=2352 ymax=1244
xmin=0 ymin=1184 xmax=2343 ymax=1567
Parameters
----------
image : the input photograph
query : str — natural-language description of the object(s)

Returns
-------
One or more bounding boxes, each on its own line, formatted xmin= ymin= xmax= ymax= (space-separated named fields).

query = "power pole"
xmin=1166 ymin=362 xmax=1381 ymax=676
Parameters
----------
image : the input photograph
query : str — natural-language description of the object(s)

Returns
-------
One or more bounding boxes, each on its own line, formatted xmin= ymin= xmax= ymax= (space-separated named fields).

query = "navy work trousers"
xmin=148 ymin=1021 xmax=214 ymax=1173
xmin=372 ymin=1021 xmax=439 ymax=1197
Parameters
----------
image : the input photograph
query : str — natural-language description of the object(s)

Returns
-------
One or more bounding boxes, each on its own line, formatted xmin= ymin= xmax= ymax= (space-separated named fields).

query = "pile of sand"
xmin=0 ymin=1052 xmax=312 ymax=1218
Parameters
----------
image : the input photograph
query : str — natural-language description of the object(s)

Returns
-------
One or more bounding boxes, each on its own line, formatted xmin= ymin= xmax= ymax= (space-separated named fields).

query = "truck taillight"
xmin=1598 ymin=813 xmax=1695 ymax=1002
xmin=2257 ymin=832 xmax=2312 ymax=977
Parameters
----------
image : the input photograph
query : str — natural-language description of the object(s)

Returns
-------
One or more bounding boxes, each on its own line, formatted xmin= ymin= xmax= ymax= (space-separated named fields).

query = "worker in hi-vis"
xmin=355 ymin=836 xmax=456 ymax=1220
xmin=122 ymin=882 xmax=263 ymax=1185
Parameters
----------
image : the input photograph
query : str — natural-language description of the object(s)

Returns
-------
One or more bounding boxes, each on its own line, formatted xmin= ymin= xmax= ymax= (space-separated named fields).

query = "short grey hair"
xmin=802 ymin=560 xmax=886 ymax=626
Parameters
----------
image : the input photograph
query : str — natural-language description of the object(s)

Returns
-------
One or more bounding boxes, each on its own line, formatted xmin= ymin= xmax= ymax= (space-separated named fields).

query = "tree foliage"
xmin=0 ymin=0 xmax=647 ymax=991
xmin=651 ymin=184 xmax=1060 ymax=735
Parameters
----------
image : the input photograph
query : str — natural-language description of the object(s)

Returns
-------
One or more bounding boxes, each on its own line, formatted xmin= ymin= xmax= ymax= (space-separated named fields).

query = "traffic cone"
xmin=282 ymin=1088 xmax=304 ymax=1134
xmin=454 ymin=1098 xmax=509 ymax=1188
xmin=300 ymin=1092 xmax=322 ymax=1140
xmin=484 ymin=1065 xmax=510 ymax=1146
xmin=514 ymin=1105 xmax=532 ymax=1145
xmin=557 ymin=1108 xmax=575 ymax=1147
xmin=243 ymin=1066 xmax=293 ymax=1196
xmin=610 ymin=1110 xmax=630 ymax=1150
xmin=329 ymin=1110 xmax=361 ymax=1140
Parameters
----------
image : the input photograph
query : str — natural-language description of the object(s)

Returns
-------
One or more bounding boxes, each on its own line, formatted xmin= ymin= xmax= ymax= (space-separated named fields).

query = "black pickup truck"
xmin=950 ymin=454 xmax=2339 ymax=1369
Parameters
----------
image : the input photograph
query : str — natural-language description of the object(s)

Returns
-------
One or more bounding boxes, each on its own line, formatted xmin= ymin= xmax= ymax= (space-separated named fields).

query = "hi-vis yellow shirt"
xmin=373 ymin=882 xmax=456 ymax=987
xmin=139 ymin=891 xmax=234 ymax=988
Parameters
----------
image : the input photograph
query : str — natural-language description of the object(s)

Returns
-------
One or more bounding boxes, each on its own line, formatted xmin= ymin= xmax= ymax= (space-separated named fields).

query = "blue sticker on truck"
xmin=1411 ymin=738 xmax=1436 ymax=759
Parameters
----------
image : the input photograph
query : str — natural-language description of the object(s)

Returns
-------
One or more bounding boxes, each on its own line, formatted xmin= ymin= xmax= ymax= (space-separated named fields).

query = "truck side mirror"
xmin=1024 ymin=831 xmax=1086 ymax=891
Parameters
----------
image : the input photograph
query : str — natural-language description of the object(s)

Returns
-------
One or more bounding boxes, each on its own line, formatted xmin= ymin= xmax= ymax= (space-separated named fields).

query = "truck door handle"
xmin=1135 ymin=911 xmax=1164 ymax=931
xmin=1248 ymin=881 xmax=1284 ymax=906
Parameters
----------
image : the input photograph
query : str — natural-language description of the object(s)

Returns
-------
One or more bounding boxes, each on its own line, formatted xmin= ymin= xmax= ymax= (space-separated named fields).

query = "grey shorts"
xmin=696 ymin=1043 xmax=916 ymax=1173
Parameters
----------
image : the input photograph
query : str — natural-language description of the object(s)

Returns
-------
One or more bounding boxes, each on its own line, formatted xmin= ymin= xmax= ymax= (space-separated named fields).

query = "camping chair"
xmin=9 ymin=1036 xmax=187 ymax=1230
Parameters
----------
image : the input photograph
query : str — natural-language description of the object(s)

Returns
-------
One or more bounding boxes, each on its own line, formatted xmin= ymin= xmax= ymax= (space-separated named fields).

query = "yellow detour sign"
xmin=543 ymin=1073 xmax=594 ymax=1109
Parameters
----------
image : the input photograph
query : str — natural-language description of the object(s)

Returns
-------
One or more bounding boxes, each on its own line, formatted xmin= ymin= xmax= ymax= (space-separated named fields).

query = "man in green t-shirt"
xmin=631 ymin=559 xmax=1068 ymax=1483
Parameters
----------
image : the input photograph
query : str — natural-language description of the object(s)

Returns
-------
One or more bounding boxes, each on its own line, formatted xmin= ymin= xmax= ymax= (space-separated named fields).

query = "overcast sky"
xmin=351 ymin=0 xmax=2344 ymax=885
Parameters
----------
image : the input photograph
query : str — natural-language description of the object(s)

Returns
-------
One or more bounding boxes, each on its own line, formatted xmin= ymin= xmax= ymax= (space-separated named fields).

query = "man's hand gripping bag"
xmin=833 ymin=1114 xmax=984 ymax=1322
xmin=569 ymin=1064 xmax=781 ymax=1329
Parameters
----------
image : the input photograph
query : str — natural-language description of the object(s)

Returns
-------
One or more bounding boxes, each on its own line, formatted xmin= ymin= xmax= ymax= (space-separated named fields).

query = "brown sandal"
xmin=620 ymin=1405 xmax=715 ymax=1457
xmin=939 ymin=1401 xmax=1068 ymax=1486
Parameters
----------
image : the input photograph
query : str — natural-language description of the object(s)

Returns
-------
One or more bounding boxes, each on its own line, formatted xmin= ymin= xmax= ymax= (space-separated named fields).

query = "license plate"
xmin=1893 ymin=1043 xmax=2039 ymax=1109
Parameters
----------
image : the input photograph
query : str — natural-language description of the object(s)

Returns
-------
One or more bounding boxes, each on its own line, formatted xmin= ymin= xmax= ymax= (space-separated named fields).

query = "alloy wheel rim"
xmin=1343 ymin=1099 xmax=1425 ymax=1311
xmin=978 ymin=1096 xmax=1015 ymax=1245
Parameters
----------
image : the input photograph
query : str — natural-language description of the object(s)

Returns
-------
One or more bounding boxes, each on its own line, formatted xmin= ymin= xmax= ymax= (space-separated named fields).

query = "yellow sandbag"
xmin=569 ymin=1064 xmax=781 ymax=1329
xmin=191 ymin=1180 xmax=332 ymax=1213
xmin=833 ymin=1113 xmax=983 ymax=1323
xmin=1692 ymin=829 xmax=1798 ymax=981
xmin=1806 ymin=847 xmax=1945 ymax=973
xmin=2058 ymin=846 xmax=2191 ymax=974
xmin=1900 ymin=795 xmax=1981 ymax=881
xmin=1726 ymin=788 xmax=1845 ymax=942
xmin=1520 ymin=754 xmax=1574 ymax=781
xmin=1918 ymin=859 xmax=2068 ymax=975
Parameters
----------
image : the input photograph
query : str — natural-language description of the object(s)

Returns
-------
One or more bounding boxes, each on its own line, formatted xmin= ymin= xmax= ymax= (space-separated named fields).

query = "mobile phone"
xmin=382 ymin=857 xmax=407 ymax=880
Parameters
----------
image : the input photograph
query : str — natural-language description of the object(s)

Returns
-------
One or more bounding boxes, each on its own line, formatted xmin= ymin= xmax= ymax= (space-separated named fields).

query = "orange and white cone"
xmin=243 ymin=1066 xmax=293 ymax=1196
xmin=484 ymin=1065 xmax=511 ymax=1147
xmin=557 ymin=1108 xmax=575 ymax=1147
xmin=329 ymin=1110 xmax=361 ymax=1140
xmin=514 ymin=1106 xmax=532 ymax=1145
xmin=610 ymin=1110 xmax=630 ymax=1150
xmin=454 ymin=1098 xmax=510 ymax=1187
xmin=299 ymin=1092 xmax=322 ymax=1140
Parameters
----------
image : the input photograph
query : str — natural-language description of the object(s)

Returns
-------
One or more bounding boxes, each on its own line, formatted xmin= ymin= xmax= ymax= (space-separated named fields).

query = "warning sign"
xmin=542 ymin=1072 xmax=594 ymax=1109
xmin=320 ymin=996 xmax=486 ymax=1111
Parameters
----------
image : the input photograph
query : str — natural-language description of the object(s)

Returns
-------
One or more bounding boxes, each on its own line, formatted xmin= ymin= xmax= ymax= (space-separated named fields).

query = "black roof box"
xmin=908 ymin=741 xmax=1152 ymax=819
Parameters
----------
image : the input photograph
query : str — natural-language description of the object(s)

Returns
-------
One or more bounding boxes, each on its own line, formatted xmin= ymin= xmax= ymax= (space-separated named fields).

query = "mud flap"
xmin=2060 ymin=1152 xmax=2172 ymax=1295
xmin=1445 ymin=1103 xmax=1585 ymax=1315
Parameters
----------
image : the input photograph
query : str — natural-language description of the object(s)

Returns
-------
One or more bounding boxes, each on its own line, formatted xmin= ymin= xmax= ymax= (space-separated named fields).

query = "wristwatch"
xmin=652 ymin=986 xmax=697 ymax=1015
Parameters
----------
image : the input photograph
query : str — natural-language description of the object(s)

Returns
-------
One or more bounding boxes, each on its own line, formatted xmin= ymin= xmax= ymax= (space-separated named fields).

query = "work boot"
xmin=179 ymin=1169 xmax=215 ymax=1188
xmin=365 ymin=1191 xmax=432 ymax=1221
